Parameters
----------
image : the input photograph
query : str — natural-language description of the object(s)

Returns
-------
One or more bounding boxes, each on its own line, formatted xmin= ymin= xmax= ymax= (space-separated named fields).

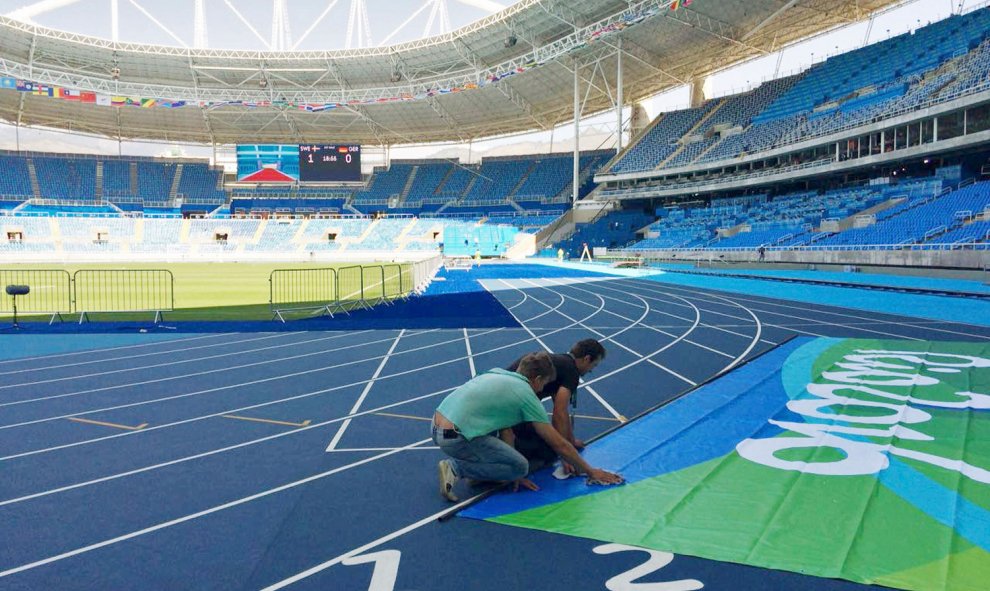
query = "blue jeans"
xmin=432 ymin=424 xmax=529 ymax=482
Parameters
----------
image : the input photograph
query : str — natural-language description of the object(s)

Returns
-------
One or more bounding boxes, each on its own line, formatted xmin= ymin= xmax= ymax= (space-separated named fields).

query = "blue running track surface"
xmin=0 ymin=263 xmax=987 ymax=590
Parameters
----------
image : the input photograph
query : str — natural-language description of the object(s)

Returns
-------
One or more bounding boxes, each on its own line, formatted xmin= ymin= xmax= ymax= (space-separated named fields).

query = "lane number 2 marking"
xmin=594 ymin=543 xmax=705 ymax=590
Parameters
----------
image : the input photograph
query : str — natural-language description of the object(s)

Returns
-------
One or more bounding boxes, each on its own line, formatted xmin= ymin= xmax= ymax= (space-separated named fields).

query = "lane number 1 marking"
xmin=341 ymin=549 xmax=401 ymax=591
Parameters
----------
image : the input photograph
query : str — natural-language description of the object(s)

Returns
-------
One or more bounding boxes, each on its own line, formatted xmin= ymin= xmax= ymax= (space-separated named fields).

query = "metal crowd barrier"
xmin=0 ymin=268 xmax=174 ymax=324
xmin=0 ymin=269 xmax=71 ymax=324
xmin=268 ymin=267 xmax=342 ymax=322
xmin=269 ymin=261 xmax=432 ymax=323
xmin=73 ymin=269 xmax=174 ymax=324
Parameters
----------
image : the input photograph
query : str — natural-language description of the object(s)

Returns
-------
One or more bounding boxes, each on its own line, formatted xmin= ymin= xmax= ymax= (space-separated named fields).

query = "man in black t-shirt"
xmin=507 ymin=339 xmax=606 ymax=472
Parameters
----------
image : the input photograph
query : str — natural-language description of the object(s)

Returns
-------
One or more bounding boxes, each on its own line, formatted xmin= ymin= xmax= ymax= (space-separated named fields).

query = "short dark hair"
xmin=570 ymin=339 xmax=606 ymax=362
xmin=516 ymin=351 xmax=556 ymax=382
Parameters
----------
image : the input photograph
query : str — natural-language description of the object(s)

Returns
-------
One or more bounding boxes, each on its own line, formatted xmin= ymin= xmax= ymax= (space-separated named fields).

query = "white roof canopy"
xmin=0 ymin=0 xmax=907 ymax=145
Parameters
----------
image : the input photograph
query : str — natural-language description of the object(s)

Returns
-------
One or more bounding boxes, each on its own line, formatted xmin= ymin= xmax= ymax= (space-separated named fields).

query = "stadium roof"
xmin=0 ymin=0 xmax=909 ymax=145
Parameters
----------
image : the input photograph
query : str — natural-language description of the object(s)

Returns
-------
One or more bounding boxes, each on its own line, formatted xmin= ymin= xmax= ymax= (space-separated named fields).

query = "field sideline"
xmin=0 ymin=261 xmax=409 ymax=321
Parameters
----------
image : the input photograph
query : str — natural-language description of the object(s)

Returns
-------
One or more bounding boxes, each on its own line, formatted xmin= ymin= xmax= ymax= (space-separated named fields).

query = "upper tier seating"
xmin=33 ymin=157 xmax=97 ymax=201
xmin=178 ymin=163 xmax=226 ymax=205
xmin=610 ymin=10 xmax=990 ymax=174
xmin=0 ymin=154 xmax=35 ymax=199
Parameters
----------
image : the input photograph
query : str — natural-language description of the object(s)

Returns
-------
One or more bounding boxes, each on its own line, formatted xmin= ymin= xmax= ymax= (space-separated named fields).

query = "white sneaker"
xmin=438 ymin=460 xmax=459 ymax=502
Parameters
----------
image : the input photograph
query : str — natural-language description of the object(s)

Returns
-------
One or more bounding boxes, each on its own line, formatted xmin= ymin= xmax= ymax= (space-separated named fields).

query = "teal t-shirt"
xmin=437 ymin=368 xmax=549 ymax=440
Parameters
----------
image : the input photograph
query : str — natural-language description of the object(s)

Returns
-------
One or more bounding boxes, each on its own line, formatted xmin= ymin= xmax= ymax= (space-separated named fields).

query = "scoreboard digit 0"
xmin=298 ymin=144 xmax=362 ymax=182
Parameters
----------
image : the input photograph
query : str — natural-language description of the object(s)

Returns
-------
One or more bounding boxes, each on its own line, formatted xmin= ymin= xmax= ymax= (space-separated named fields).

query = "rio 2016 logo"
xmin=737 ymin=348 xmax=990 ymax=483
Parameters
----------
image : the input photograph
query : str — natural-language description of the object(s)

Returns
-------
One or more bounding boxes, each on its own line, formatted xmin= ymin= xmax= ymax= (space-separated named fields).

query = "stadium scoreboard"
xmin=298 ymin=144 xmax=362 ymax=182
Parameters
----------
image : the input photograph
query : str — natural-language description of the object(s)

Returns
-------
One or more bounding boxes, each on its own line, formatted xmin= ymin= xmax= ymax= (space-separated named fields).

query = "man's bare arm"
xmin=532 ymin=423 xmax=622 ymax=484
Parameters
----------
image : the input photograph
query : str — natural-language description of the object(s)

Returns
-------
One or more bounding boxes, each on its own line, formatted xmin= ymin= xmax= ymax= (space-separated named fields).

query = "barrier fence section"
xmin=268 ymin=268 xmax=341 ymax=322
xmin=383 ymin=264 xmax=406 ymax=301
xmin=412 ymin=255 xmax=443 ymax=293
xmin=337 ymin=265 xmax=369 ymax=311
xmin=269 ymin=260 xmax=439 ymax=323
xmin=0 ymin=269 xmax=72 ymax=323
xmin=73 ymin=269 xmax=174 ymax=323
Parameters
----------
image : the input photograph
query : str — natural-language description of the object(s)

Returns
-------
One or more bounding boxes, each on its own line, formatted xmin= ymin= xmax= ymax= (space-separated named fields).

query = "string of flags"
xmin=0 ymin=1 xmax=692 ymax=113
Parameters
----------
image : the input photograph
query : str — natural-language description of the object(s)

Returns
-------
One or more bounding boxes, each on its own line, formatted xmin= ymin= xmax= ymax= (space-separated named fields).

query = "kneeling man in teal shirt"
xmin=432 ymin=351 xmax=623 ymax=501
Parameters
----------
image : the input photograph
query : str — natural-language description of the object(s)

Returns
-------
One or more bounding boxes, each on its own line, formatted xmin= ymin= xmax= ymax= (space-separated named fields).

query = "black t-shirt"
xmin=507 ymin=353 xmax=580 ymax=400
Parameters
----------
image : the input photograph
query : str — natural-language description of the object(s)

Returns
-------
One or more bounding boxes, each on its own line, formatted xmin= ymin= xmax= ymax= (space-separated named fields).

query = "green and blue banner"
xmin=464 ymin=338 xmax=990 ymax=591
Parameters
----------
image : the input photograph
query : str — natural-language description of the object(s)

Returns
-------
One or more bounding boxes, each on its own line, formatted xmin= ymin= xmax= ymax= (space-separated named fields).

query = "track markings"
xmin=326 ymin=329 xmax=406 ymax=451
xmin=375 ymin=412 xmax=432 ymax=422
xmin=66 ymin=417 xmax=148 ymax=431
xmin=221 ymin=415 xmax=312 ymax=428
xmin=573 ymin=413 xmax=625 ymax=422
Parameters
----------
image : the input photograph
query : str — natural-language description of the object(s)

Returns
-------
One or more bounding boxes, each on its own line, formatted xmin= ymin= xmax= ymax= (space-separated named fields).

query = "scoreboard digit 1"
xmin=298 ymin=144 xmax=362 ymax=182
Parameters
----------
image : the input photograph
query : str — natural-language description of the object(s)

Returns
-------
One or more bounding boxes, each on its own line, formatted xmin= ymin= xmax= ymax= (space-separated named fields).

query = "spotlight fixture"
xmin=504 ymin=35 xmax=517 ymax=48
xmin=110 ymin=66 xmax=120 ymax=80
xmin=390 ymin=70 xmax=402 ymax=83
xmin=259 ymin=77 xmax=268 ymax=89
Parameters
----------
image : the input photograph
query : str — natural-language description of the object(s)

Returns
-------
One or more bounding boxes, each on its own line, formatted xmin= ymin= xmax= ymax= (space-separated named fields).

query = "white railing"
xmin=625 ymin=242 xmax=989 ymax=253
xmin=411 ymin=254 xmax=444 ymax=295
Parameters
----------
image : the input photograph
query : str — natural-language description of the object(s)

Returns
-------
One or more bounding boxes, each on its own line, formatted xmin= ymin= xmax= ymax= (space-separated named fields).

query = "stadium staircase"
xmin=601 ymin=113 xmax=667 ymax=174
xmin=250 ymin=220 xmax=268 ymax=245
xmin=26 ymin=159 xmax=41 ymax=199
xmin=434 ymin=166 xmax=457 ymax=197
xmin=169 ymin=164 xmax=184 ymax=203
xmin=507 ymin=198 xmax=526 ymax=213
xmin=343 ymin=199 xmax=363 ymax=215
xmin=656 ymin=100 xmax=726 ymax=169
xmin=129 ymin=162 xmax=138 ymax=197
xmin=399 ymin=166 xmax=419 ymax=204
xmin=507 ymin=162 xmax=536 ymax=198
xmin=291 ymin=218 xmax=311 ymax=246
xmin=95 ymin=161 xmax=104 ymax=200
xmin=351 ymin=217 xmax=381 ymax=249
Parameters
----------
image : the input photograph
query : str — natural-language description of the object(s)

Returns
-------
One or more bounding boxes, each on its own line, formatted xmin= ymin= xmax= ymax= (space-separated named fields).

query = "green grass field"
xmin=0 ymin=262 xmax=411 ymax=322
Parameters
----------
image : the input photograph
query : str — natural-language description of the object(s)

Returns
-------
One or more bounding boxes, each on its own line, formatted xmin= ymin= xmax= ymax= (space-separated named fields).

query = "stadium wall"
xmin=626 ymin=247 xmax=988 ymax=270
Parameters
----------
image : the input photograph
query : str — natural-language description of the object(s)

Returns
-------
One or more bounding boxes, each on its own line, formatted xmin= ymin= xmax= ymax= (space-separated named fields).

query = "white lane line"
xmin=493 ymin=279 xmax=626 ymax=420
xmin=717 ymin=291 xmax=990 ymax=339
xmin=0 ymin=389 xmax=457 ymax=507
xmin=0 ymin=438 xmax=434 ymax=580
xmin=589 ymin=279 xmax=766 ymax=348
xmin=704 ymin=292 xmax=763 ymax=377
xmin=0 ymin=293 xmax=611 ymax=488
xmin=326 ymin=330 xmax=405 ymax=451
xmin=463 ymin=328 xmax=476 ymax=378
xmin=567 ymin=278 xmax=765 ymax=376
xmin=619 ymin=279 xmax=982 ymax=340
xmin=1 ymin=322 xmax=563 ymax=459
xmin=0 ymin=332 xmax=240 ymax=367
xmin=327 ymin=447 xmax=439 ymax=452
xmin=0 ymin=330 xmax=386 ymax=418
xmin=0 ymin=330 xmax=382 ymax=393
xmin=0 ymin=332 xmax=298 ymax=377
xmin=545 ymin=281 xmax=732 ymax=362
xmin=260 ymin=494 xmax=486 ymax=590
xmin=518 ymin=278 xmax=698 ymax=387
xmin=0 ymin=330 xmax=462 ymax=434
